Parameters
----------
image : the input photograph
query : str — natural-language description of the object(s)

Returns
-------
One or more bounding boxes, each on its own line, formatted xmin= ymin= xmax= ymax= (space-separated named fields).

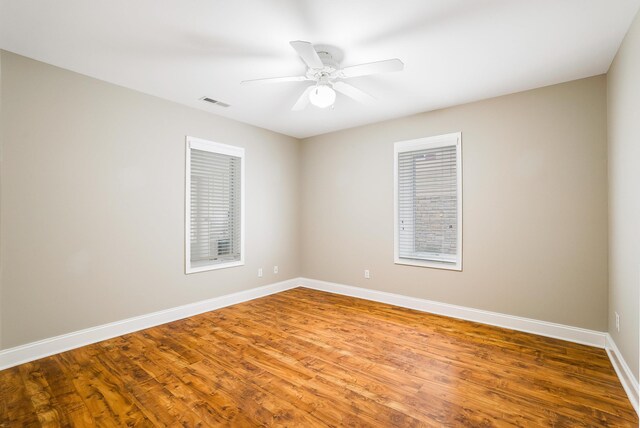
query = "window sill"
xmin=186 ymin=260 xmax=244 ymax=274
xmin=394 ymin=258 xmax=462 ymax=271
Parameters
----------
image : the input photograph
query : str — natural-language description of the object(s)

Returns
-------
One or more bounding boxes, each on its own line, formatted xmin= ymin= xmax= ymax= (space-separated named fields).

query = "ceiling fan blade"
xmin=292 ymin=86 xmax=315 ymax=111
xmin=340 ymin=58 xmax=404 ymax=78
xmin=333 ymin=81 xmax=376 ymax=104
xmin=289 ymin=41 xmax=324 ymax=69
xmin=241 ymin=75 xmax=308 ymax=85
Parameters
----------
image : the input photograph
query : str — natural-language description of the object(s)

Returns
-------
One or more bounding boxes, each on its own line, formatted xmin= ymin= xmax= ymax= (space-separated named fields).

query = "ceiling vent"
xmin=200 ymin=97 xmax=230 ymax=108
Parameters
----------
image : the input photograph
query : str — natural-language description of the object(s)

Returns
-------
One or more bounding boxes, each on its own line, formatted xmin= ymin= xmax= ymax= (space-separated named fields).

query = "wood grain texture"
xmin=0 ymin=287 xmax=636 ymax=427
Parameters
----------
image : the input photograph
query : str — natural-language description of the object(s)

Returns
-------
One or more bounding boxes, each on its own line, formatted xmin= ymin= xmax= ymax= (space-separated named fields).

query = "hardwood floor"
xmin=0 ymin=287 xmax=637 ymax=427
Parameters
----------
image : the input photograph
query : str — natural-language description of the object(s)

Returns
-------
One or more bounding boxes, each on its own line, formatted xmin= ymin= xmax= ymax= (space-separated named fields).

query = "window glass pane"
xmin=188 ymin=145 xmax=242 ymax=271
xmin=395 ymin=135 xmax=461 ymax=269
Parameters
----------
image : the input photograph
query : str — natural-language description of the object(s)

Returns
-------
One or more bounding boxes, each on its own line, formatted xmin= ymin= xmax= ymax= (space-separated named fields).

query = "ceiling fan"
xmin=241 ymin=41 xmax=404 ymax=110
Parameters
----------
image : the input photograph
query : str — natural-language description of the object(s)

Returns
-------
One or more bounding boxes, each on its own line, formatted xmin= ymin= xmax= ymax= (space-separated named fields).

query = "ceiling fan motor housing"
xmin=306 ymin=47 xmax=342 ymax=82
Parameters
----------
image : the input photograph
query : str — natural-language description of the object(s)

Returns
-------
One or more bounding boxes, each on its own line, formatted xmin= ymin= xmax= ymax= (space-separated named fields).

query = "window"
xmin=185 ymin=136 xmax=244 ymax=273
xmin=394 ymin=132 xmax=462 ymax=271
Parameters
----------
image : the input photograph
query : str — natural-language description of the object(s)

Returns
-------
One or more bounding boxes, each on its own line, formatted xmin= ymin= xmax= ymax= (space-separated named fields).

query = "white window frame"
xmin=394 ymin=132 xmax=462 ymax=271
xmin=185 ymin=136 xmax=245 ymax=274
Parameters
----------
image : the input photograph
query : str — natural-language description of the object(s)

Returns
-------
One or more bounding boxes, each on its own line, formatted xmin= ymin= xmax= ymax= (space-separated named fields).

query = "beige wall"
xmin=607 ymin=10 xmax=640 ymax=380
xmin=300 ymin=76 xmax=609 ymax=331
xmin=0 ymin=51 xmax=300 ymax=349
xmin=0 ymin=49 xmax=614 ymax=350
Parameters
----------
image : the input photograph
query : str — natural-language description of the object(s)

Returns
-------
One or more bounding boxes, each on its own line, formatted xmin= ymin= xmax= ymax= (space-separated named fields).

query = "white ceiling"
xmin=1 ymin=1 xmax=639 ymax=138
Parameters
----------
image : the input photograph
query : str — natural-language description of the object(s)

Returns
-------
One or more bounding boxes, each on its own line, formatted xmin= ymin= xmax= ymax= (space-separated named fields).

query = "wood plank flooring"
xmin=0 ymin=287 xmax=637 ymax=427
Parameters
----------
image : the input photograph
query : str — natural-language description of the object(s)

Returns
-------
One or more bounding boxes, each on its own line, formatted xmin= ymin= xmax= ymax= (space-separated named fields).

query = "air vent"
xmin=200 ymin=97 xmax=230 ymax=108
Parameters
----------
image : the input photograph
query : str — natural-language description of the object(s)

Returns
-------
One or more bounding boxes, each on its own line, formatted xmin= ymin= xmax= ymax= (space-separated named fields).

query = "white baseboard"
xmin=299 ymin=278 xmax=607 ymax=348
xmin=605 ymin=334 xmax=639 ymax=415
xmin=0 ymin=278 xmax=300 ymax=371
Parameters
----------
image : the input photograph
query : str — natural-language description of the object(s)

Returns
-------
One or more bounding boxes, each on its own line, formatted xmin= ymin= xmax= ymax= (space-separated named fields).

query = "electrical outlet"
xmin=273 ymin=265 xmax=279 ymax=274
xmin=364 ymin=269 xmax=370 ymax=279
xmin=258 ymin=268 xmax=263 ymax=278
xmin=615 ymin=312 xmax=620 ymax=332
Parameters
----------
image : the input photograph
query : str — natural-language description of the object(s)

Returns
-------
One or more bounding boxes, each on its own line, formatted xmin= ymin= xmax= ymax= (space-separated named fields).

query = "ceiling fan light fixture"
xmin=309 ymin=85 xmax=336 ymax=108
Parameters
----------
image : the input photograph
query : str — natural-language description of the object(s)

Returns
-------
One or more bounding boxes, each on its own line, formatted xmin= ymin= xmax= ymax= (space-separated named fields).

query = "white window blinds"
xmin=394 ymin=133 xmax=462 ymax=270
xmin=186 ymin=137 xmax=244 ymax=273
